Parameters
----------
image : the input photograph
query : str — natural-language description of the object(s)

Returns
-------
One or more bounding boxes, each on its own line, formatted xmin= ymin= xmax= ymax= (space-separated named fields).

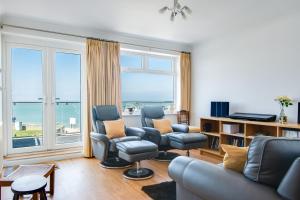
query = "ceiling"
xmin=0 ymin=0 xmax=299 ymax=44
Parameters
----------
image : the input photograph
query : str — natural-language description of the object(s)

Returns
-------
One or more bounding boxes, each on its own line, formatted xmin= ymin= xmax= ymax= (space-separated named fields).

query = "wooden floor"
xmin=2 ymin=150 xmax=221 ymax=200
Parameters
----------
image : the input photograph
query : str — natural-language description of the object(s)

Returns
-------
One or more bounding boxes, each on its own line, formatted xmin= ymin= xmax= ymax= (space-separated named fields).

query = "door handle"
xmin=51 ymin=97 xmax=60 ymax=104
xmin=38 ymin=97 xmax=47 ymax=105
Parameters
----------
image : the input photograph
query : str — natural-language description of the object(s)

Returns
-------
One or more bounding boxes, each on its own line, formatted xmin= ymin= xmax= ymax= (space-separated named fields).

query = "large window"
xmin=121 ymin=50 xmax=178 ymax=114
xmin=4 ymin=36 xmax=84 ymax=154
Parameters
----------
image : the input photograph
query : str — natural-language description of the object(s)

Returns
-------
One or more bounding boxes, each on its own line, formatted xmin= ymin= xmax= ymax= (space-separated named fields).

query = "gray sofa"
xmin=168 ymin=136 xmax=300 ymax=200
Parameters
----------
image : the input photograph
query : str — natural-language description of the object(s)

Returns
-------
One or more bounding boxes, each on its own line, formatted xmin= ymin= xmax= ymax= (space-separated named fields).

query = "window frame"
xmin=2 ymin=34 xmax=85 ymax=155
xmin=120 ymin=49 xmax=179 ymax=114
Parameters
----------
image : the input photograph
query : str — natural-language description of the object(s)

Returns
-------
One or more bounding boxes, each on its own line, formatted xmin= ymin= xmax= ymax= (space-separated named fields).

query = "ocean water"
xmin=12 ymin=102 xmax=81 ymax=128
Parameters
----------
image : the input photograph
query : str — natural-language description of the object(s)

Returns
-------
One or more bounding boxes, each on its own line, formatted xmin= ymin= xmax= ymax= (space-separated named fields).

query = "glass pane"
xmin=148 ymin=57 xmax=172 ymax=72
xmin=120 ymin=53 xmax=142 ymax=69
xmin=121 ymin=72 xmax=174 ymax=112
xmin=11 ymin=48 xmax=44 ymax=148
xmin=55 ymin=52 xmax=81 ymax=144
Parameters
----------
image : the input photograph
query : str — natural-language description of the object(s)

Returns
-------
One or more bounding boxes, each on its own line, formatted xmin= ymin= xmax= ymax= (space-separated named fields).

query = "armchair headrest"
xmin=141 ymin=106 xmax=165 ymax=127
xmin=92 ymin=105 xmax=120 ymax=133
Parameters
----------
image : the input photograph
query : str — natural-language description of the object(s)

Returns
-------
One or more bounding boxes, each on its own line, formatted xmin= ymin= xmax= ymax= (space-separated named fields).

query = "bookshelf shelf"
xmin=220 ymin=132 xmax=244 ymax=138
xmin=199 ymin=148 xmax=221 ymax=157
xmin=202 ymin=132 xmax=220 ymax=137
xmin=200 ymin=117 xmax=300 ymax=158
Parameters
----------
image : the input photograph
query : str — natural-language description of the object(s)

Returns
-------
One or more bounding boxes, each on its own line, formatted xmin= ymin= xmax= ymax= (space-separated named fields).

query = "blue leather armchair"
xmin=141 ymin=106 xmax=207 ymax=161
xmin=90 ymin=105 xmax=146 ymax=168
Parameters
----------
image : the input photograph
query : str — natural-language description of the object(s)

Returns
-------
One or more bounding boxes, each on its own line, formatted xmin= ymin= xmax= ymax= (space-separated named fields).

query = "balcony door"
xmin=5 ymin=39 xmax=83 ymax=154
xmin=10 ymin=47 xmax=46 ymax=152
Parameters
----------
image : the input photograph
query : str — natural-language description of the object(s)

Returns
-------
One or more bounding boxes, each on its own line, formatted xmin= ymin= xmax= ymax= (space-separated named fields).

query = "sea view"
xmin=12 ymin=102 xmax=81 ymax=128
xmin=12 ymin=102 xmax=81 ymax=147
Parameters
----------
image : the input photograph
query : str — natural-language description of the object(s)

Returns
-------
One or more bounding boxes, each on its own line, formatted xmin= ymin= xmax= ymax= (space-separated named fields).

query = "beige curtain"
xmin=180 ymin=52 xmax=191 ymax=112
xmin=83 ymin=39 xmax=121 ymax=158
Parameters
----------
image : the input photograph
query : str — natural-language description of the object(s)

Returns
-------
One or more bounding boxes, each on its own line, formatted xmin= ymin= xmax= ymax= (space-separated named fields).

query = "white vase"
xmin=279 ymin=107 xmax=287 ymax=124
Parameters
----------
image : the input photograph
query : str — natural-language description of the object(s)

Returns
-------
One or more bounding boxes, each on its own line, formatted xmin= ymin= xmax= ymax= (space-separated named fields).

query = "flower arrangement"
xmin=274 ymin=96 xmax=293 ymax=123
xmin=275 ymin=96 xmax=293 ymax=107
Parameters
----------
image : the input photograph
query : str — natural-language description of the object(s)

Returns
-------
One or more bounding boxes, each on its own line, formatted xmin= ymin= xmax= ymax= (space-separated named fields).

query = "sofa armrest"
xmin=126 ymin=127 xmax=145 ymax=138
xmin=278 ymin=157 xmax=300 ymax=200
xmin=142 ymin=127 xmax=161 ymax=145
xmin=172 ymin=124 xmax=189 ymax=133
xmin=90 ymin=132 xmax=109 ymax=161
xmin=168 ymin=156 xmax=281 ymax=200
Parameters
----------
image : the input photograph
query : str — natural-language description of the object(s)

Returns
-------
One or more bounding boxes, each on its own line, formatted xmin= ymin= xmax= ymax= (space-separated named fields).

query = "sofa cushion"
xmin=221 ymin=144 xmax=248 ymax=173
xmin=109 ymin=136 xmax=140 ymax=152
xmin=243 ymin=136 xmax=300 ymax=188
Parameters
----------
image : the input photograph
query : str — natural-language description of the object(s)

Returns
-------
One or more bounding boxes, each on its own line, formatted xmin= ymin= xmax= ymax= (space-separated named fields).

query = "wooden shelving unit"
xmin=199 ymin=117 xmax=300 ymax=158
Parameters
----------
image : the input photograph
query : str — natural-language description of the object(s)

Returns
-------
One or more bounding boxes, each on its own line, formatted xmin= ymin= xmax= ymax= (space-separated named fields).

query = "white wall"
xmin=191 ymin=12 xmax=300 ymax=125
xmin=0 ymin=31 xmax=3 ymax=169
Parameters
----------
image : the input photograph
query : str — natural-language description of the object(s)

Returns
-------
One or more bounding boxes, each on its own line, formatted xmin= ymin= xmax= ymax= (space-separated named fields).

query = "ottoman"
xmin=168 ymin=133 xmax=207 ymax=156
xmin=117 ymin=140 xmax=158 ymax=180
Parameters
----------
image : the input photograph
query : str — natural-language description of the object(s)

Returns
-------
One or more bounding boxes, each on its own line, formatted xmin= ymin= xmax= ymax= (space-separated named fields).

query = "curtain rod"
xmin=1 ymin=24 xmax=189 ymax=54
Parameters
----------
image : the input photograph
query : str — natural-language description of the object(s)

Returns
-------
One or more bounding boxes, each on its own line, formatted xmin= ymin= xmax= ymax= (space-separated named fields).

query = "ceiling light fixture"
xmin=159 ymin=0 xmax=192 ymax=21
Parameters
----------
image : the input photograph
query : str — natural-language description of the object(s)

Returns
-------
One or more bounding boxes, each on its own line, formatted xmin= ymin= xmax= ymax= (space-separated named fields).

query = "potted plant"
xmin=275 ymin=96 xmax=293 ymax=124
xmin=127 ymin=107 xmax=135 ymax=114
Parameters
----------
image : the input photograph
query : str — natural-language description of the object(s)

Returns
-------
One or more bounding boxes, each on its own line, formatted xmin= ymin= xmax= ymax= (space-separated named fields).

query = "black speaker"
xmin=211 ymin=101 xmax=229 ymax=117
xmin=298 ymin=102 xmax=300 ymax=124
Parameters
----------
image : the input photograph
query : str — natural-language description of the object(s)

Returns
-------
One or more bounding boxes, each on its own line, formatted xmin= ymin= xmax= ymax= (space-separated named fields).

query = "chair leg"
xmin=186 ymin=150 xmax=190 ymax=157
xmin=13 ymin=194 xmax=19 ymax=200
xmin=136 ymin=161 xmax=142 ymax=175
xmin=40 ymin=189 xmax=47 ymax=200
xmin=32 ymin=193 xmax=38 ymax=200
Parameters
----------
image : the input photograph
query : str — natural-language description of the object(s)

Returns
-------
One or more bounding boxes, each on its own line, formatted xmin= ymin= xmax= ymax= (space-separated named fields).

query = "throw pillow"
xmin=103 ymin=119 xmax=126 ymax=139
xmin=221 ymin=144 xmax=249 ymax=173
xmin=153 ymin=119 xmax=173 ymax=134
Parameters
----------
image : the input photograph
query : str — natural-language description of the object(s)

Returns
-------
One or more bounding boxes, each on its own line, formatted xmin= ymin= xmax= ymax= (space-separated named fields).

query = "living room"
xmin=0 ymin=0 xmax=300 ymax=200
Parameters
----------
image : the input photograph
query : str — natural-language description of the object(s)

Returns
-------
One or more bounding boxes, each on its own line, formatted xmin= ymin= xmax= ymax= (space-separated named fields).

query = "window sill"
xmin=122 ymin=112 xmax=177 ymax=117
xmin=4 ymin=147 xmax=83 ymax=166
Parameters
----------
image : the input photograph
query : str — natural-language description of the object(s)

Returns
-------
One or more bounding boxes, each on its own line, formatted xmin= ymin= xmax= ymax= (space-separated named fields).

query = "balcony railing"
xmin=12 ymin=101 xmax=81 ymax=148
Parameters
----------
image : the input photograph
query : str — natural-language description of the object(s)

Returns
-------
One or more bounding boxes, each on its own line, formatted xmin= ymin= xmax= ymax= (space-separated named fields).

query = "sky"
xmin=11 ymin=48 xmax=174 ymax=102
xmin=12 ymin=48 xmax=81 ymax=102
xmin=121 ymin=54 xmax=174 ymax=102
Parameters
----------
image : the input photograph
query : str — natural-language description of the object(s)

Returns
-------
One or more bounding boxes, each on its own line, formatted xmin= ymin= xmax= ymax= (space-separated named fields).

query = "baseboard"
xmin=4 ymin=148 xmax=84 ymax=167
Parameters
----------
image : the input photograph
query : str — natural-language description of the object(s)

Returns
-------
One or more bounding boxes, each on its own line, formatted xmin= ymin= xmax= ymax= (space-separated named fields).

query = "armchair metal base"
xmin=154 ymin=151 xmax=179 ymax=162
xmin=100 ymin=157 xmax=133 ymax=169
xmin=123 ymin=161 xmax=154 ymax=180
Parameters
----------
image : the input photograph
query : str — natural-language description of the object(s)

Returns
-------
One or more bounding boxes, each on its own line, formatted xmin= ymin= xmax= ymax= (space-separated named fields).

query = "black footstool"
xmin=11 ymin=175 xmax=47 ymax=200
xmin=117 ymin=140 xmax=158 ymax=180
xmin=168 ymin=133 xmax=207 ymax=156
